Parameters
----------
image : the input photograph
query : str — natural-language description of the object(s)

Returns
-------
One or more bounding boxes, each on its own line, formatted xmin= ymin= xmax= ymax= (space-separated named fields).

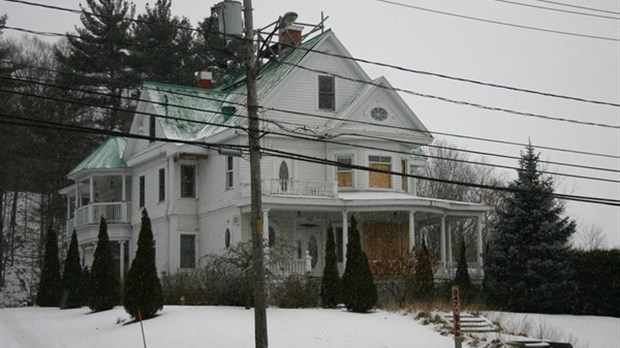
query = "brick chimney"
xmin=279 ymin=25 xmax=303 ymax=50
xmin=196 ymin=70 xmax=213 ymax=89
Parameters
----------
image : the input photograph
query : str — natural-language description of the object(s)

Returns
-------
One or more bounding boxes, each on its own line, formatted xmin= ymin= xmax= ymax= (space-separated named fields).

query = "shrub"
xmin=320 ymin=225 xmax=341 ymax=308
xmin=87 ymin=217 xmax=120 ymax=312
xmin=341 ymin=216 xmax=377 ymax=312
xmin=61 ymin=230 xmax=83 ymax=309
xmin=274 ymin=276 xmax=319 ymax=308
xmin=38 ymin=226 xmax=61 ymax=307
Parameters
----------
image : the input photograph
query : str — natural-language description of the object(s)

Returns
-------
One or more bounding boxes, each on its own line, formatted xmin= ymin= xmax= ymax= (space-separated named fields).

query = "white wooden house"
xmin=60 ymin=26 xmax=489 ymax=281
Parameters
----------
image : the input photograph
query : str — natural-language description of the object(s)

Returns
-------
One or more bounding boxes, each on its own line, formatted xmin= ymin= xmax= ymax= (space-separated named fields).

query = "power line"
xmin=493 ymin=0 xmax=620 ymax=20
xmin=7 ymin=0 xmax=620 ymax=108
xmin=377 ymin=0 xmax=620 ymax=42
xmin=277 ymin=60 xmax=620 ymax=129
xmin=4 ymin=71 xmax=619 ymax=178
xmin=6 ymin=58 xmax=619 ymax=162
xmin=528 ymin=0 xmax=620 ymax=16
xmin=1 ymin=111 xmax=618 ymax=206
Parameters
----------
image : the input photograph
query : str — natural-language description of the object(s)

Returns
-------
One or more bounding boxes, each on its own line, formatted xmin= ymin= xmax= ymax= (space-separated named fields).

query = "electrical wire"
xmin=6 ymin=0 xmax=620 ymax=108
xmin=528 ymin=0 xmax=620 ymax=16
xmin=4 ymin=71 xmax=619 ymax=178
xmin=376 ymin=0 xmax=620 ymax=42
xmin=3 ymin=73 xmax=618 ymax=185
xmin=1 ymin=111 xmax=618 ymax=206
xmin=492 ymin=0 xmax=620 ymax=20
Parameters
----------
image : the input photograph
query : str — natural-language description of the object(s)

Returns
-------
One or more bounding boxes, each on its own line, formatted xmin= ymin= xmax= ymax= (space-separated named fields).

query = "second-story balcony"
xmin=73 ymin=201 xmax=131 ymax=227
xmin=241 ymin=179 xmax=338 ymax=198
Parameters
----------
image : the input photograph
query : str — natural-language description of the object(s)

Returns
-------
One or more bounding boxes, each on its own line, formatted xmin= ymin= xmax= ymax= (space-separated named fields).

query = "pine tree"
xmin=37 ymin=226 xmax=62 ymax=307
xmin=341 ymin=216 xmax=377 ymax=312
xmin=56 ymin=0 xmax=137 ymax=131
xmin=484 ymin=145 xmax=576 ymax=313
xmin=320 ymin=225 xmax=341 ymax=308
xmin=124 ymin=209 xmax=163 ymax=319
xmin=130 ymin=0 xmax=196 ymax=85
xmin=61 ymin=230 xmax=84 ymax=309
xmin=88 ymin=217 xmax=120 ymax=312
xmin=410 ymin=241 xmax=434 ymax=300
xmin=453 ymin=237 xmax=473 ymax=303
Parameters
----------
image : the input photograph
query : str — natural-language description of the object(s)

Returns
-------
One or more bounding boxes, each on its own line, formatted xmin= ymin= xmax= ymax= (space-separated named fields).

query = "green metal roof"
xmin=67 ymin=136 xmax=127 ymax=177
xmin=141 ymin=30 xmax=330 ymax=141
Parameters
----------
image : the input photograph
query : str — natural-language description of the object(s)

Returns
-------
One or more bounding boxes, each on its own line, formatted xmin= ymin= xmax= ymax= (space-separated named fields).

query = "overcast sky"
xmin=2 ymin=0 xmax=619 ymax=247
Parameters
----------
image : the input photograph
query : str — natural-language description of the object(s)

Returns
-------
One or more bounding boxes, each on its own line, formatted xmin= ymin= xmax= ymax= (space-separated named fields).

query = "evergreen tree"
xmin=124 ymin=209 xmax=163 ymax=319
xmin=88 ymin=217 xmax=120 ymax=312
xmin=410 ymin=241 xmax=434 ymax=300
xmin=79 ymin=266 xmax=90 ymax=307
xmin=56 ymin=0 xmax=137 ymax=131
xmin=320 ymin=225 xmax=341 ymax=308
xmin=453 ymin=237 xmax=473 ymax=303
xmin=61 ymin=230 xmax=84 ymax=309
xmin=341 ymin=216 xmax=377 ymax=312
xmin=130 ymin=0 xmax=196 ymax=85
xmin=484 ymin=145 xmax=576 ymax=313
xmin=37 ymin=226 xmax=62 ymax=307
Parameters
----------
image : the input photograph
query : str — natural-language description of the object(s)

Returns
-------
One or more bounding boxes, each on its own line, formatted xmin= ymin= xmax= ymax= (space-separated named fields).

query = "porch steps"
xmin=440 ymin=313 xmax=498 ymax=333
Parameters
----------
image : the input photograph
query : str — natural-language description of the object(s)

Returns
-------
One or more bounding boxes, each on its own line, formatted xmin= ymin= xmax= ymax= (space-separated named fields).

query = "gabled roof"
xmin=67 ymin=136 xmax=127 ymax=177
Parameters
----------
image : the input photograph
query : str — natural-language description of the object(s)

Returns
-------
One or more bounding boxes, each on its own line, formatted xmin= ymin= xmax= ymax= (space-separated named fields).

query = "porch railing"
xmin=263 ymin=179 xmax=337 ymax=198
xmin=267 ymin=251 xmax=312 ymax=276
xmin=73 ymin=202 xmax=130 ymax=228
xmin=437 ymin=261 xmax=485 ymax=279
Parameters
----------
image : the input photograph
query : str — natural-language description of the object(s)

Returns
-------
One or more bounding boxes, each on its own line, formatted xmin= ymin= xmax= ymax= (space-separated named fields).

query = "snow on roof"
xmin=142 ymin=30 xmax=330 ymax=142
xmin=67 ymin=136 xmax=127 ymax=177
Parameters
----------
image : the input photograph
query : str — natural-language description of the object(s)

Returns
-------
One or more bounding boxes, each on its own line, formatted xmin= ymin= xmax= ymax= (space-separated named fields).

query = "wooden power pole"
xmin=243 ymin=0 xmax=268 ymax=347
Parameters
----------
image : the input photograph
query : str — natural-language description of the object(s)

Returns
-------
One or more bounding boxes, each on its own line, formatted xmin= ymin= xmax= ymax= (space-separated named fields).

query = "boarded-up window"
xmin=369 ymin=156 xmax=391 ymax=188
xmin=363 ymin=223 xmax=409 ymax=275
xmin=336 ymin=155 xmax=353 ymax=188
xmin=180 ymin=234 xmax=196 ymax=268
xmin=318 ymin=75 xmax=335 ymax=111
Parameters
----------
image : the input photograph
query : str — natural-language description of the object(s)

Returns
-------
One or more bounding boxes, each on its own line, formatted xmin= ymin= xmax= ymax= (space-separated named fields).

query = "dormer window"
xmin=318 ymin=75 xmax=335 ymax=111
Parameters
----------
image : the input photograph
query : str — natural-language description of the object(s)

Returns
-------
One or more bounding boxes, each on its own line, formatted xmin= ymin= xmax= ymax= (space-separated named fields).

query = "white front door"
xmin=296 ymin=221 xmax=323 ymax=275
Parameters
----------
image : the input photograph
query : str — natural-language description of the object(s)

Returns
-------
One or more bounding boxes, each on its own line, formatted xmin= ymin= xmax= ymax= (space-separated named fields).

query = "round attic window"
xmin=371 ymin=107 xmax=388 ymax=121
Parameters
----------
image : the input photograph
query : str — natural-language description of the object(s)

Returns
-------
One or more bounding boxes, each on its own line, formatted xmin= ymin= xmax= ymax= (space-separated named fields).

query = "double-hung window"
xmin=158 ymin=168 xmax=165 ymax=202
xmin=139 ymin=175 xmax=145 ymax=207
xmin=180 ymin=234 xmax=196 ymax=268
xmin=369 ymin=155 xmax=392 ymax=188
xmin=336 ymin=154 xmax=353 ymax=188
xmin=225 ymin=156 xmax=234 ymax=189
xmin=180 ymin=164 xmax=196 ymax=198
xmin=318 ymin=75 xmax=335 ymax=111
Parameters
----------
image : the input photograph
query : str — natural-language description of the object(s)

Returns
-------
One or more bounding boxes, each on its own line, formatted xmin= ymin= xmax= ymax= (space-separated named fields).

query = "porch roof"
xmin=67 ymin=136 xmax=127 ymax=178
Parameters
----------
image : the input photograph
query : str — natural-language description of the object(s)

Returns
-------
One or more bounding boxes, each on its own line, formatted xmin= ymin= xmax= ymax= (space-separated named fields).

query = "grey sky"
xmin=2 ymin=0 xmax=619 ymax=247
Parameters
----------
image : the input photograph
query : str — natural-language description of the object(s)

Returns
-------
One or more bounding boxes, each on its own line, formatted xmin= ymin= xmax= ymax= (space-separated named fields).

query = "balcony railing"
xmin=73 ymin=202 xmax=130 ymax=228
xmin=263 ymin=179 xmax=337 ymax=198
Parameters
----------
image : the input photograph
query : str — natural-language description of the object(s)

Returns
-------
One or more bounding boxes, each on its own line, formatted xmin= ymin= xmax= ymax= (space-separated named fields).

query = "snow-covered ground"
xmin=1 ymin=306 xmax=618 ymax=348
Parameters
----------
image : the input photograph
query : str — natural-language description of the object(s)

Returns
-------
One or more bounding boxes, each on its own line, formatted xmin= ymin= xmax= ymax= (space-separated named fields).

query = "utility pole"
xmin=243 ymin=0 xmax=268 ymax=347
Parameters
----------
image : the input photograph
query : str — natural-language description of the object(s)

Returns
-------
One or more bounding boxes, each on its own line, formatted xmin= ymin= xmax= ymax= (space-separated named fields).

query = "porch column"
xmin=75 ymin=182 xmax=79 ymax=207
xmin=408 ymin=210 xmax=416 ymax=251
xmin=121 ymin=175 xmax=127 ymax=201
xmin=440 ymin=215 xmax=446 ymax=273
xmin=477 ymin=215 xmax=483 ymax=267
xmin=447 ymin=221 xmax=453 ymax=264
xmin=119 ymin=241 xmax=126 ymax=280
xmin=342 ymin=210 xmax=348 ymax=267
xmin=89 ymin=176 xmax=94 ymax=203
xmin=262 ymin=209 xmax=269 ymax=252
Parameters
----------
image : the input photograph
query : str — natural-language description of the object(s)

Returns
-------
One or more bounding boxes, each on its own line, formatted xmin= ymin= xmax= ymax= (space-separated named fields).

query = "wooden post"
xmin=451 ymin=285 xmax=462 ymax=348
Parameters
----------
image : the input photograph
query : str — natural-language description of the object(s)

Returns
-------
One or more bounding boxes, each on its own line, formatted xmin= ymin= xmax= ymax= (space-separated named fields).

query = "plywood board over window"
xmin=369 ymin=156 xmax=391 ymax=188
xmin=363 ymin=223 xmax=409 ymax=276
xmin=336 ymin=155 xmax=353 ymax=188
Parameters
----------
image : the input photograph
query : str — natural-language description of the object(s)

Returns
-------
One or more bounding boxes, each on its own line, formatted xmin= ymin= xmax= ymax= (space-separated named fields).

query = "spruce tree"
xmin=341 ymin=216 xmax=377 ymax=312
xmin=130 ymin=0 xmax=196 ymax=85
xmin=320 ymin=225 xmax=341 ymax=308
xmin=88 ymin=217 xmax=120 ymax=312
xmin=56 ymin=0 xmax=137 ymax=131
xmin=410 ymin=241 xmax=434 ymax=300
xmin=484 ymin=145 xmax=576 ymax=313
xmin=61 ymin=230 xmax=84 ymax=309
xmin=37 ymin=226 xmax=62 ymax=307
xmin=124 ymin=209 xmax=163 ymax=319
xmin=453 ymin=236 xmax=473 ymax=303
